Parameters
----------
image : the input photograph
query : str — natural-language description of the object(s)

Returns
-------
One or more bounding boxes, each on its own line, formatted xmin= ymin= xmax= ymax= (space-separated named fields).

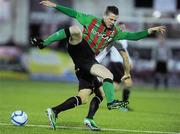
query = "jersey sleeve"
xmin=55 ymin=4 xmax=96 ymax=26
xmin=114 ymin=27 xmax=149 ymax=41
xmin=55 ymin=5 xmax=78 ymax=18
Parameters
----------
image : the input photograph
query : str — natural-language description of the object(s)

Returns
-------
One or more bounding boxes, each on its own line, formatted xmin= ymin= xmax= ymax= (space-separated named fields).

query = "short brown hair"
xmin=105 ymin=6 xmax=119 ymax=15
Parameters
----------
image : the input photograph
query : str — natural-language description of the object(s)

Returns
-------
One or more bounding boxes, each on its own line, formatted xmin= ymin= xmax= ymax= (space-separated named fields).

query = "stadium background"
xmin=0 ymin=0 xmax=180 ymax=134
xmin=0 ymin=0 xmax=180 ymax=86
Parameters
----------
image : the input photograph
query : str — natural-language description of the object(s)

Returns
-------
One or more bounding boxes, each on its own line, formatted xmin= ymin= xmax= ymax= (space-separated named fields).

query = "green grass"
xmin=0 ymin=80 xmax=180 ymax=134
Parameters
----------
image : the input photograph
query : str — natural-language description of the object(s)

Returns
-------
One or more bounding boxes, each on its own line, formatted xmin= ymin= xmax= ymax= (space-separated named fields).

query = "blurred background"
xmin=0 ymin=0 xmax=180 ymax=88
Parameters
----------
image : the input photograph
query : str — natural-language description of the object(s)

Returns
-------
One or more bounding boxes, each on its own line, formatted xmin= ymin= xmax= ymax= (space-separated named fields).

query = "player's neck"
xmin=102 ymin=19 xmax=114 ymax=30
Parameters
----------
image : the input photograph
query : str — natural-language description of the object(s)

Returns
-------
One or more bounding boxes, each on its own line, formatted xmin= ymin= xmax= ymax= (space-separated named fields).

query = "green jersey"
xmin=55 ymin=4 xmax=149 ymax=54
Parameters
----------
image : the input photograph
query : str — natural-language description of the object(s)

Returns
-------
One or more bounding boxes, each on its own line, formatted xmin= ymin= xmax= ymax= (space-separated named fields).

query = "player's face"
xmin=104 ymin=12 xmax=118 ymax=29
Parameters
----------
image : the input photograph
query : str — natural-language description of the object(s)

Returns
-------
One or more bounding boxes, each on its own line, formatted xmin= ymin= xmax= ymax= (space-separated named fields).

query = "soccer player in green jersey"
xmin=31 ymin=0 xmax=166 ymax=130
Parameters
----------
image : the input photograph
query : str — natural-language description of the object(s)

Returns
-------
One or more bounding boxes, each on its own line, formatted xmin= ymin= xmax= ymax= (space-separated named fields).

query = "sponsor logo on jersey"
xmin=91 ymin=28 xmax=113 ymax=42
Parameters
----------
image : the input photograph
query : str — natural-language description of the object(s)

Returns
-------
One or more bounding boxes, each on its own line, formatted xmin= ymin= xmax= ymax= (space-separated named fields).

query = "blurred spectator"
xmin=153 ymin=34 xmax=172 ymax=89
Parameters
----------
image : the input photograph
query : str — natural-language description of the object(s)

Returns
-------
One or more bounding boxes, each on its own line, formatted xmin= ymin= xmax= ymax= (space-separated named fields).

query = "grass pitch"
xmin=0 ymin=80 xmax=180 ymax=134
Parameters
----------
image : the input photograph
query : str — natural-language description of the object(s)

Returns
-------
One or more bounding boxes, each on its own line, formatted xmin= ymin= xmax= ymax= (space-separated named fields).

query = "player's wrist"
xmin=124 ymin=72 xmax=131 ymax=77
xmin=122 ymin=74 xmax=131 ymax=81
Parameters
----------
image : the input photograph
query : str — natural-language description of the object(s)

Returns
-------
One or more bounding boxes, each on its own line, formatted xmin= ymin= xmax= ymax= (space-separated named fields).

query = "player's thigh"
xmin=78 ymin=89 xmax=92 ymax=104
xmin=69 ymin=26 xmax=82 ymax=45
xmin=90 ymin=64 xmax=113 ymax=80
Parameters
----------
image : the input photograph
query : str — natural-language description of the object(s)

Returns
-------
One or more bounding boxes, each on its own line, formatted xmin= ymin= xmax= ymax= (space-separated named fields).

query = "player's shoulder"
xmin=83 ymin=13 xmax=99 ymax=20
xmin=89 ymin=16 xmax=103 ymax=26
xmin=114 ymin=24 xmax=122 ymax=31
xmin=91 ymin=16 xmax=101 ymax=22
xmin=87 ymin=14 xmax=102 ymax=24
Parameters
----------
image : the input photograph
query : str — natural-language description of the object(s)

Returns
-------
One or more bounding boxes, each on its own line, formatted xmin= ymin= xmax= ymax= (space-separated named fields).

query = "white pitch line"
xmin=0 ymin=122 xmax=179 ymax=134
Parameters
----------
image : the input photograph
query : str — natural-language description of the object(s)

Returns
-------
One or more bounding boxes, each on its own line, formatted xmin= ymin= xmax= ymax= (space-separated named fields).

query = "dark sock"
xmin=122 ymin=88 xmax=130 ymax=102
xmin=164 ymin=76 xmax=168 ymax=88
xmin=86 ymin=96 xmax=103 ymax=119
xmin=52 ymin=96 xmax=82 ymax=115
xmin=154 ymin=76 xmax=159 ymax=89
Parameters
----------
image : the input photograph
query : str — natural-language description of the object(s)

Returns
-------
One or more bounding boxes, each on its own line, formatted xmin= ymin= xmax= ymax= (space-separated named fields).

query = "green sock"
xmin=102 ymin=81 xmax=114 ymax=103
xmin=43 ymin=29 xmax=67 ymax=46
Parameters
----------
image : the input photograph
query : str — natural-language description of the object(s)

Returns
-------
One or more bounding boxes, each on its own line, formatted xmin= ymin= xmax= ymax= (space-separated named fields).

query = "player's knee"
xmin=69 ymin=26 xmax=82 ymax=45
xmin=96 ymin=95 xmax=104 ymax=102
xmin=70 ymin=26 xmax=82 ymax=38
xmin=104 ymin=70 xmax=114 ymax=80
xmin=78 ymin=95 xmax=88 ymax=104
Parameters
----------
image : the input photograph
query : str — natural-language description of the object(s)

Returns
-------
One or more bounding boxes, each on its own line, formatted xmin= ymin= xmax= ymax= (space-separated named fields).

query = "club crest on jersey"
xmin=91 ymin=28 xmax=112 ymax=42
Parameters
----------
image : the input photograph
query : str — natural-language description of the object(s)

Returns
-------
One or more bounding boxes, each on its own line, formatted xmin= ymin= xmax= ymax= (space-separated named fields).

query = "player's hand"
xmin=121 ymin=74 xmax=132 ymax=88
xmin=148 ymin=26 xmax=166 ymax=35
xmin=40 ymin=0 xmax=56 ymax=8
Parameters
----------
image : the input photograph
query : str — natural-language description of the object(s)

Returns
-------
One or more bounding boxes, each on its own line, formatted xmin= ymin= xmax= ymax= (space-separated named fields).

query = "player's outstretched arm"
xmin=115 ymin=26 xmax=166 ymax=41
xmin=40 ymin=0 xmax=78 ymax=18
xmin=40 ymin=0 xmax=95 ymax=25
xmin=119 ymin=50 xmax=132 ymax=88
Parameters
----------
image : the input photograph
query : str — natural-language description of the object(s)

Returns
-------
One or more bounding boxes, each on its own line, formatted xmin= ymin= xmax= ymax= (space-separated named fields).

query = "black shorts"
xmin=67 ymin=39 xmax=98 ymax=73
xmin=155 ymin=61 xmax=167 ymax=74
xmin=107 ymin=62 xmax=124 ymax=83
xmin=67 ymin=39 xmax=102 ymax=93
xmin=75 ymin=67 xmax=102 ymax=93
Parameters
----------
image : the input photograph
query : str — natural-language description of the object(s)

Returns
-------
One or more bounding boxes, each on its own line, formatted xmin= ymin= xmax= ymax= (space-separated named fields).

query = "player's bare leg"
xmin=30 ymin=26 xmax=82 ymax=48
